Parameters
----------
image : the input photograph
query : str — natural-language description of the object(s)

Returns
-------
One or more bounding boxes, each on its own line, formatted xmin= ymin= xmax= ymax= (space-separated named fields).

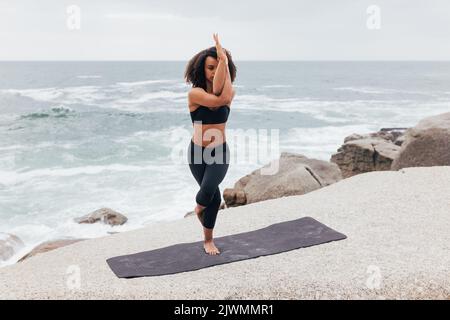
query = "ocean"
xmin=1 ymin=61 xmax=449 ymax=266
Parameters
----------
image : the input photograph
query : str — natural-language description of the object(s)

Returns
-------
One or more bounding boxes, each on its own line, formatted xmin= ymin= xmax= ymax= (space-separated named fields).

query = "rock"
xmin=18 ymin=239 xmax=86 ymax=262
xmin=330 ymin=128 xmax=407 ymax=178
xmin=379 ymin=127 xmax=409 ymax=143
xmin=391 ymin=112 xmax=450 ymax=170
xmin=343 ymin=128 xmax=407 ymax=144
xmin=393 ymin=135 xmax=406 ymax=146
xmin=223 ymin=152 xmax=342 ymax=207
xmin=0 ymin=233 xmax=24 ymax=262
xmin=343 ymin=133 xmax=365 ymax=143
xmin=223 ymin=188 xmax=246 ymax=207
xmin=74 ymin=208 xmax=128 ymax=226
xmin=331 ymin=138 xmax=401 ymax=178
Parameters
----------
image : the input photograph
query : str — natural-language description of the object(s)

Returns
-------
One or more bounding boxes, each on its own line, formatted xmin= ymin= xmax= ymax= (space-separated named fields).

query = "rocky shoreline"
xmin=1 ymin=165 xmax=449 ymax=299
xmin=1 ymin=111 xmax=449 ymax=266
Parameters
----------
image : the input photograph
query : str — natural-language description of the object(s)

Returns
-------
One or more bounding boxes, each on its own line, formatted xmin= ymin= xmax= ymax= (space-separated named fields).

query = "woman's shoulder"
xmin=188 ymin=88 xmax=204 ymax=111
xmin=189 ymin=87 xmax=206 ymax=97
xmin=188 ymin=87 xmax=235 ymax=111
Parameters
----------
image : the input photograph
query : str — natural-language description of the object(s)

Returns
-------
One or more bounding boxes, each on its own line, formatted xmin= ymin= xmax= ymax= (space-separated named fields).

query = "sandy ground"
xmin=0 ymin=166 xmax=449 ymax=300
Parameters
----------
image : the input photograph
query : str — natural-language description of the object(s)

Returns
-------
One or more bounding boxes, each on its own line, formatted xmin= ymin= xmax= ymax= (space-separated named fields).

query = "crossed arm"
xmin=188 ymin=56 xmax=234 ymax=107
xmin=189 ymin=64 xmax=234 ymax=107
xmin=213 ymin=58 xmax=235 ymax=104
xmin=213 ymin=57 xmax=227 ymax=96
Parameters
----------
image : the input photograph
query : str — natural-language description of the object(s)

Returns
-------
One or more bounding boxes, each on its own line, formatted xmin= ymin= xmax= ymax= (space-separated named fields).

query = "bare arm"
xmin=220 ymin=59 xmax=233 ymax=104
xmin=189 ymin=33 xmax=233 ymax=107
xmin=189 ymin=66 xmax=232 ymax=108
xmin=213 ymin=57 xmax=227 ymax=96
xmin=212 ymin=33 xmax=228 ymax=96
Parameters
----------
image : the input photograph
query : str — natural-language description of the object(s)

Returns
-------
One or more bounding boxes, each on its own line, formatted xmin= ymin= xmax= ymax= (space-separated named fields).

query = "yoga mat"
xmin=106 ymin=216 xmax=347 ymax=278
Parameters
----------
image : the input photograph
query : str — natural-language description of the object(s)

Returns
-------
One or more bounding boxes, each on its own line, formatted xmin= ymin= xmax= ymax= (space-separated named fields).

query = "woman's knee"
xmin=196 ymin=186 xmax=221 ymax=207
xmin=196 ymin=187 xmax=215 ymax=207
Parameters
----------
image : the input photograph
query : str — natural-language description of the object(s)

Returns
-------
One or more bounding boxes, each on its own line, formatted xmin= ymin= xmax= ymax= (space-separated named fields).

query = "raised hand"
xmin=213 ymin=33 xmax=228 ymax=62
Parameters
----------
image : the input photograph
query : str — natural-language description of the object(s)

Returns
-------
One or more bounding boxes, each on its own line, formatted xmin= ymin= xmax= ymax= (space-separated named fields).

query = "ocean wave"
xmin=286 ymin=124 xmax=377 ymax=146
xmin=0 ymin=163 xmax=178 ymax=186
xmin=3 ymin=87 xmax=64 ymax=102
xmin=0 ymin=113 xmax=21 ymax=124
xmin=234 ymin=94 xmax=400 ymax=111
xmin=19 ymin=106 xmax=76 ymax=120
xmin=116 ymin=79 xmax=177 ymax=86
xmin=333 ymin=86 xmax=446 ymax=97
xmin=1 ymin=86 xmax=105 ymax=105
xmin=112 ymin=126 xmax=184 ymax=144
xmin=0 ymin=144 xmax=25 ymax=151
xmin=333 ymin=87 xmax=390 ymax=94
xmin=232 ymin=95 xmax=450 ymax=125
xmin=235 ymin=94 xmax=298 ymax=104
xmin=262 ymin=84 xmax=294 ymax=88
xmin=282 ymin=124 xmax=380 ymax=160
xmin=0 ymin=141 xmax=78 ymax=152
xmin=115 ymin=91 xmax=186 ymax=104
xmin=0 ymin=81 xmax=187 ymax=111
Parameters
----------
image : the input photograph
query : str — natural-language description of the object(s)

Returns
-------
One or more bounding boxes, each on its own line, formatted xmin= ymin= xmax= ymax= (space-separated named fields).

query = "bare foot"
xmin=203 ymin=239 xmax=220 ymax=255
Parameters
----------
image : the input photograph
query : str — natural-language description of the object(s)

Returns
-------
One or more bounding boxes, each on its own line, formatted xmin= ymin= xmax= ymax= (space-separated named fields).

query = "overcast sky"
xmin=1 ymin=0 xmax=449 ymax=60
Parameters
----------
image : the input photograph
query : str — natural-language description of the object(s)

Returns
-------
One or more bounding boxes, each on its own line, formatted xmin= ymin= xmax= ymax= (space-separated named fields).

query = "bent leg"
xmin=195 ymin=161 xmax=229 ymax=207
xmin=201 ymin=187 xmax=222 ymax=229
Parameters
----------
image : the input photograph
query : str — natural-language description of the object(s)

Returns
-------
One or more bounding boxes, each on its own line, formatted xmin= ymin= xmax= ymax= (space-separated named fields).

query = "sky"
xmin=0 ymin=0 xmax=449 ymax=60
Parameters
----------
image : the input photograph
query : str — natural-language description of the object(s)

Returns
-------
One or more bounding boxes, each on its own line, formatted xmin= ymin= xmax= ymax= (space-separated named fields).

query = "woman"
xmin=184 ymin=33 xmax=237 ymax=255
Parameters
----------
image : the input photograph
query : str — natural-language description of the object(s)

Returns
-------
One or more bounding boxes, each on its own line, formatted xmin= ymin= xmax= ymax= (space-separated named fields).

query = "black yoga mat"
xmin=106 ymin=216 xmax=347 ymax=278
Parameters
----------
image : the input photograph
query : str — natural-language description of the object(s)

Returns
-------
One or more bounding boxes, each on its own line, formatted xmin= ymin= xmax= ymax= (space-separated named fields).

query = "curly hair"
xmin=184 ymin=46 xmax=237 ymax=91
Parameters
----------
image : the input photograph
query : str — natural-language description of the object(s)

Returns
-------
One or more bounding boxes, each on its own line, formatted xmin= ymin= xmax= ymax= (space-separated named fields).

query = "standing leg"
xmin=197 ymin=161 xmax=229 ymax=255
xmin=188 ymin=140 xmax=230 ymax=254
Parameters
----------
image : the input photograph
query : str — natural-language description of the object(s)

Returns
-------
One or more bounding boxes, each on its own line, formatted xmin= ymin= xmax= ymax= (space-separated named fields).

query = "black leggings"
xmin=188 ymin=139 xmax=230 ymax=229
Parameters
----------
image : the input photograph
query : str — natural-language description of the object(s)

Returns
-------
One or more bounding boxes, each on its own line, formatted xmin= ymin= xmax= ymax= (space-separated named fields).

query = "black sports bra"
xmin=190 ymin=105 xmax=230 ymax=124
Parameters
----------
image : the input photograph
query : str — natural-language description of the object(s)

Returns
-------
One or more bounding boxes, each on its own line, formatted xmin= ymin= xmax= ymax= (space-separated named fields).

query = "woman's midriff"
xmin=191 ymin=122 xmax=226 ymax=148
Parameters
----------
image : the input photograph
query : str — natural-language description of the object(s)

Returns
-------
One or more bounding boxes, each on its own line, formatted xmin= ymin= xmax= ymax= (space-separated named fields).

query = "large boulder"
xmin=223 ymin=152 xmax=342 ymax=207
xmin=0 ymin=233 xmax=24 ymax=262
xmin=391 ymin=112 xmax=450 ymax=170
xmin=330 ymin=128 xmax=407 ymax=178
xmin=18 ymin=239 xmax=86 ymax=262
xmin=74 ymin=208 xmax=128 ymax=226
